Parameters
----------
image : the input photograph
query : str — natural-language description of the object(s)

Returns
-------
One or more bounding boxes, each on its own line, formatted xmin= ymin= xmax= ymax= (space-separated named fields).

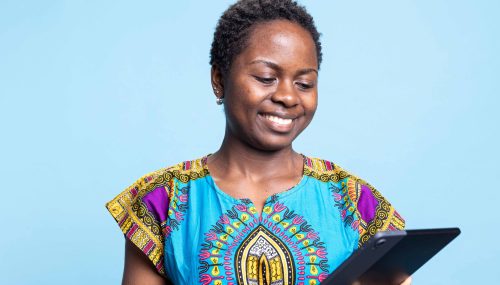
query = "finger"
xmin=400 ymin=276 xmax=413 ymax=285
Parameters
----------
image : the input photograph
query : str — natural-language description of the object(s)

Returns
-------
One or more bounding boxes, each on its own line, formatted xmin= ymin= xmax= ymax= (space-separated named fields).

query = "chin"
xmin=249 ymin=135 xmax=296 ymax=152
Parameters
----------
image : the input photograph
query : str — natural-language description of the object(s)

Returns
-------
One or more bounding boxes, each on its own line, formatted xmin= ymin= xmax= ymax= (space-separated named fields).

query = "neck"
xmin=208 ymin=132 xmax=302 ymax=180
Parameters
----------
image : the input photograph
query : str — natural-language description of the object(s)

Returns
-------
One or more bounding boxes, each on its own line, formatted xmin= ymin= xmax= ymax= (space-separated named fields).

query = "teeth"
xmin=264 ymin=114 xmax=293 ymax=125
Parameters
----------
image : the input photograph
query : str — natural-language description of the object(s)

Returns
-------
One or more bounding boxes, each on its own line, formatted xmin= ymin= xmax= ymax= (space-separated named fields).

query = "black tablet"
xmin=320 ymin=227 xmax=461 ymax=285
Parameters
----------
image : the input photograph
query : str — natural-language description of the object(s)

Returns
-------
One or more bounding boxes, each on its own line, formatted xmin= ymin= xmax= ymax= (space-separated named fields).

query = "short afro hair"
xmin=210 ymin=0 xmax=322 ymax=75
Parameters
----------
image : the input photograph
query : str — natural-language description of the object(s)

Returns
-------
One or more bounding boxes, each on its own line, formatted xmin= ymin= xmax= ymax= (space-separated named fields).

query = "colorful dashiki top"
xmin=106 ymin=155 xmax=405 ymax=285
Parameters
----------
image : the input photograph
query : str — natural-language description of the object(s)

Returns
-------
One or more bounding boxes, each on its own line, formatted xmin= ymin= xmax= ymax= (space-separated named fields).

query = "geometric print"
xmin=107 ymin=155 xmax=405 ymax=284
xmin=198 ymin=198 xmax=330 ymax=285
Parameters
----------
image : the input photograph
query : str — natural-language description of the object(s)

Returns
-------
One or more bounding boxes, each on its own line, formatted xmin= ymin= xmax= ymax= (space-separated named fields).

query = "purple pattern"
xmin=357 ymin=184 xmax=378 ymax=223
xmin=142 ymin=186 xmax=169 ymax=223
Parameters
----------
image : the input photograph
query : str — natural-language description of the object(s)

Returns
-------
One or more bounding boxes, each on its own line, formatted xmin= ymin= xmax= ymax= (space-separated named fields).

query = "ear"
xmin=211 ymin=65 xmax=224 ymax=99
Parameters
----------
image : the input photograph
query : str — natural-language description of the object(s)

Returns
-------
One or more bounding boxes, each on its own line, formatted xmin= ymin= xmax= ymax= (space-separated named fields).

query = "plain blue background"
xmin=1 ymin=0 xmax=498 ymax=284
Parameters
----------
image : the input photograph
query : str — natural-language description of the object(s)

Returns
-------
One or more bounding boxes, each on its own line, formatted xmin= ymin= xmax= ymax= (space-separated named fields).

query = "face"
xmin=213 ymin=20 xmax=318 ymax=151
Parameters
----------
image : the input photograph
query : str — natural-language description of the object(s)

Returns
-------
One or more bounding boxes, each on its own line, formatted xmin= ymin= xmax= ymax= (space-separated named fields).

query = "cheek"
xmin=303 ymin=94 xmax=318 ymax=115
xmin=224 ymin=91 xmax=255 ymax=125
xmin=227 ymin=86 xmax=264 ymax=112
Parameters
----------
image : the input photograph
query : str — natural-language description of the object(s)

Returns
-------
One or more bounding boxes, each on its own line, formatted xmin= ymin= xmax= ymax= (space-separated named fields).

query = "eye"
xmin=254 ymin=76 xmax=276 ymax=85
xmin=296 ymin=81 xmax=314 ymax=90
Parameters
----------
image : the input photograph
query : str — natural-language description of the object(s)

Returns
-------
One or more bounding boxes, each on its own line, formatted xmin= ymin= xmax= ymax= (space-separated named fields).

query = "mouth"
xmin=263 ymin=114 xmax=293 ymax=126
xmin=258 ymin=113 xmax=297 ymax=133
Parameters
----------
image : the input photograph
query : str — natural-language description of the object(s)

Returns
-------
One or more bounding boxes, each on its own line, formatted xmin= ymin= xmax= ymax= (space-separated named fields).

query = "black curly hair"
xmin=210 ymin=0 xmax=322 ymax=75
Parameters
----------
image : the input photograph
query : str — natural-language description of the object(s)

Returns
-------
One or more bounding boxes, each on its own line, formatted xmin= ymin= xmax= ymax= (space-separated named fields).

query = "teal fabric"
xmin=106 ymin=155 xmax=404 ymax=285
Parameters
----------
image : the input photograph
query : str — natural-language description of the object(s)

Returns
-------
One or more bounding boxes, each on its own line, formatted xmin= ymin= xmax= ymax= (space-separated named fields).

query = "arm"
xmin=343 ymin=172 xmax=409 ymax=285
xmin=122 ymin=239 xmax=171 ymax=285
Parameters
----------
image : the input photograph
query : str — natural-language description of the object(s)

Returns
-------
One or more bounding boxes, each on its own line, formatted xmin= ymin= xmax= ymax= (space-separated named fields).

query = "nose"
xmin=271 ymin=80 xmax=299 ymax=107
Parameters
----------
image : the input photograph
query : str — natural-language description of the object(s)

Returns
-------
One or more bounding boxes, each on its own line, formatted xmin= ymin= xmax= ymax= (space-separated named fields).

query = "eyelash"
xmin=254 ymin=76 xmax=276 ymax=85
xmin=296 ymin=82 xmax=313 ymax=90
xmin=254 ymin=76 xmax=314 ymax=90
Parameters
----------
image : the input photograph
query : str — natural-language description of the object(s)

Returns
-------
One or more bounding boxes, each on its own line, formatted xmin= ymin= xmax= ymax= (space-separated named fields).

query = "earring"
xmin=214 ymin=88 xmax=223 ymax=105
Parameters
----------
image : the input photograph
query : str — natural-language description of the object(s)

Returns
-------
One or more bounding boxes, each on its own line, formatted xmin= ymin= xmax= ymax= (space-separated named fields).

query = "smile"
xmin=263 ymin=114 xmax=293 ymax=126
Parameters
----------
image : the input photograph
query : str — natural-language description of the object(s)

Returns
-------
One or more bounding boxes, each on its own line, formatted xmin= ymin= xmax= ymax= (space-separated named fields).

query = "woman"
xmin=106 ymin=1 xmax=409 ymax=284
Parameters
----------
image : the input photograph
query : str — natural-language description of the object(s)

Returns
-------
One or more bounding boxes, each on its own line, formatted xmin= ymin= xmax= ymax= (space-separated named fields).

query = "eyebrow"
xmin=249 ymin=59 xmax=318 ymax=75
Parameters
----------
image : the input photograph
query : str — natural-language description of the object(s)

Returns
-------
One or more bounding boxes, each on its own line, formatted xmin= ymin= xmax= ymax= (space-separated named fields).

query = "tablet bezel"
xmin=320 ymin=227 xmax=461 ymax=285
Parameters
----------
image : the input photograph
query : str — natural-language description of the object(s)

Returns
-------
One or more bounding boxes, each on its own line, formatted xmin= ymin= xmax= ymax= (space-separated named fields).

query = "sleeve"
xmin=105 ymin=170 xmax=172 ymax=276
xmin=345 ymin=175 xmax=405 ymax=247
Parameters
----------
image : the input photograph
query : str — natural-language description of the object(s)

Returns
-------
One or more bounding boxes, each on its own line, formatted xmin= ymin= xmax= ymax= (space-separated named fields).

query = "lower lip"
xmin=259 ymin=114 xmax=295 ymax=133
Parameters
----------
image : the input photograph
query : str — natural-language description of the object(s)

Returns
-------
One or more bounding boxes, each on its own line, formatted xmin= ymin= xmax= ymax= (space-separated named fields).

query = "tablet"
xmin=320 ymin=227 xmax=461 ymax=285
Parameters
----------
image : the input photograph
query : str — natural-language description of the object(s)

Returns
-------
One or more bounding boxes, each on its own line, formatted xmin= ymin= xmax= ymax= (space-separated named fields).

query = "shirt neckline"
xmin=201 ymin=153 xmax=310 ymax=205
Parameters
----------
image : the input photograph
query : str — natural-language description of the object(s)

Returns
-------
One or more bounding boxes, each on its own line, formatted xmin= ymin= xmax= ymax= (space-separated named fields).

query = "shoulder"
xmin=303 ymin=156 xmax=378 ymax=210
xmin=105 ymin=156 xmax=210 ymax=275
xmin=303 ymin=156 xmax=405 ymax=244
xmin=303 ymin=156 xmax=373 ymax=193
xmin=303 ymin=156 xmax=354 ymax=182
xmin=106 ymin=156 xmax=210 ymax=234
xmin=144 ymin=156 xmax=210 ymax=185
xmin=113 ymin=156 xmax=209 ymax=201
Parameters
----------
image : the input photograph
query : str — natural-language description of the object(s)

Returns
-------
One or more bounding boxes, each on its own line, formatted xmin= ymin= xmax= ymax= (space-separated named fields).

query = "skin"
xmin=121 ymin=19 xmax=411 ymax=285
xmin=122 ymin=239 xmax=171 ymax=285
xmin=208 ymin=20 xmax=319 ymax=215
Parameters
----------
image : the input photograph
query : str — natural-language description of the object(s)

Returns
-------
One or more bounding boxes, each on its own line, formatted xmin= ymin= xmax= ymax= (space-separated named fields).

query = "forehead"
xmin=235 ymin=20 xmax=318 ymax=70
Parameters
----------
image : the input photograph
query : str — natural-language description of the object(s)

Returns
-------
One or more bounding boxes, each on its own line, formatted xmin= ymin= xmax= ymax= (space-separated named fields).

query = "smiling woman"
xmin=105 ymin=1 xmax=407 ymax=285
xmin=212 ymin=19 xmax=318 ymax=153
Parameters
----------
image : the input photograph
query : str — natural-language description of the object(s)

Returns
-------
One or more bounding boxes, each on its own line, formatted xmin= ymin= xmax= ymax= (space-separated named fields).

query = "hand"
xmin=400 ymin=276 xmax=412 ymax=285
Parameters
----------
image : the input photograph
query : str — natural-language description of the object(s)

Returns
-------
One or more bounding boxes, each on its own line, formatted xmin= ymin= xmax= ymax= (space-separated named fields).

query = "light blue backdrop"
xmin=0 ymin=0 xmax=498 ymax=284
